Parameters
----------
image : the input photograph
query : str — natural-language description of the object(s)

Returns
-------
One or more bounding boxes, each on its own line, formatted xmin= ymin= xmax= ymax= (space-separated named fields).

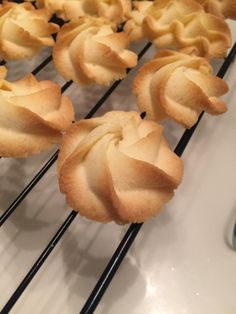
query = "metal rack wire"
xmin=0 ymin=3 xmax=236 ymax=313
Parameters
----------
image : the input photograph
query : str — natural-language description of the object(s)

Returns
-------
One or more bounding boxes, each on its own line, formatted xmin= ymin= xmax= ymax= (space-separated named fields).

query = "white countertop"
xmin=0 ymin=20 xmax=235 ymax=314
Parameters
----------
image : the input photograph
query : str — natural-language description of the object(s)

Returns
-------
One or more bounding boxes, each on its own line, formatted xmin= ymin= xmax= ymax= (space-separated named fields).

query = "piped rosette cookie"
xmin=125 ymin=0 xmax=231 ymax=59
xmin=0 ymin=1 xmax=58 ymax=60
xmin=133 ymin=50 xmax=228 ymax=128
xmin=58 ymin=111 xmax=183 ymax=224
xmin=53 ymin=16 xmax=137 ymax=85
xmin=0 ymin=67 xmax=74 ymax=157
xmin=35 ymin=0 xmax=132 ymax=24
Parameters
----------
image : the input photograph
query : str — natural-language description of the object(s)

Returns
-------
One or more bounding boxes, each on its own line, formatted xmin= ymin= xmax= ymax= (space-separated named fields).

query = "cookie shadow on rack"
xmin=0 ymin=156 xmax=65 ymax=250
xmin=59 ymin=223 xmax=146 ymax=313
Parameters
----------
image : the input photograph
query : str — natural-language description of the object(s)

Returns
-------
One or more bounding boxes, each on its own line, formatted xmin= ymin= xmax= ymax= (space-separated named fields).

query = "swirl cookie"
xmin=0 ymin=1 xmax=58 ymax=60
xmin=133 ymin=50 xmax=228 ymax=128
xmin=0 ymin=67 xmax=74 ymax=157
xmin=35 ymin=0 xmax=131 ymax=24
xmin=125 ymin=0 xmax=231 ymax=59
xmin=124 ymin=1 xmax=153 ymax=41
xmin=58 ymin=111 xmax=183 ymax=223
xmin=53 ymin=16 xmax=137 ymax=85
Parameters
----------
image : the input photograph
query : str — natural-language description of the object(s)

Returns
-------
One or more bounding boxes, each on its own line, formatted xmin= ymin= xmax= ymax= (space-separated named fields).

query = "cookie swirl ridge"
xmin=194 ymin=0 xmax=236 ymax=19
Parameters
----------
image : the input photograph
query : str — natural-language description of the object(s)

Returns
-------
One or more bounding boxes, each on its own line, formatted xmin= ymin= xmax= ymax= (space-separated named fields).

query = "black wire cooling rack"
xmin=0 ymin=3 xmax=236 ymax=313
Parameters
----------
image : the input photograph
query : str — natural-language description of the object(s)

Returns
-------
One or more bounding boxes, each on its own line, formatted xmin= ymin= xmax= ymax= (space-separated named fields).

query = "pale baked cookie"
xmin=124 ymin=1 xmax=156 ymax=41
xmin=195 ymin=0 xmax=236 ymax=19
xmin=0 ymin=67 xmax=74 ymax=157
xmin=95 ymin=0 xmax=131 ymax=24
xmin=133 ymin=50 xmax=228 ymax=128
xmin=0 ymin=1 xmax=58 ymax=61
xmin=125 ymin=0 xmax=203 ymax=41
xmin=58 ymin=111 xmax=183 ymax=223
xmin=171 ymin=12 xmax=231 ymax=58
xmin=35 ymin=0 xmax=131 ymax=24
xmin=125 ymin=0 xmax=231 ymax=59
xmin=53 ymin=16 xmax=137 ymax=86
